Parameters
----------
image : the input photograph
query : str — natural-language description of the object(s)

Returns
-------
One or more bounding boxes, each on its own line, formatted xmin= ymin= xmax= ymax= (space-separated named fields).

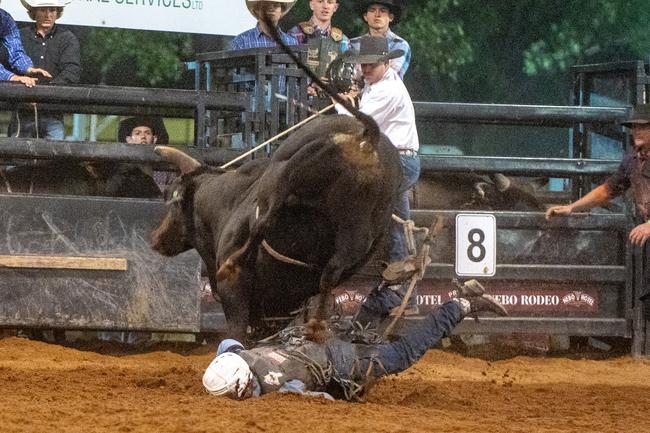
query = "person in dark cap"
xmin=546 ymin=104 xmax=650 ymax=319
xmin=118 ymin=116 xmax=169 ymax=145
xmin=350 ymin=0 xmax=410 ymax=79
xmin=336 ymin=36 xmax=419 ymax=266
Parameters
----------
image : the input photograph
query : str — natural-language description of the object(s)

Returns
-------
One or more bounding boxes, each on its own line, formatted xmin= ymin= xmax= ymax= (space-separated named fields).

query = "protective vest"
xmin=299 ymin=22 xmax=346 ymax=77
xmin=239 ymin=335 xmax=376 ymax=400
xmin=239 ymin=342 xmax=331 ymax=394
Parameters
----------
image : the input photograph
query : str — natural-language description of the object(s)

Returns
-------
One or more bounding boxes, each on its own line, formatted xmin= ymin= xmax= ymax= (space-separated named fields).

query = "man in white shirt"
xmin=336 ymin=36 xmax=420 ymax=281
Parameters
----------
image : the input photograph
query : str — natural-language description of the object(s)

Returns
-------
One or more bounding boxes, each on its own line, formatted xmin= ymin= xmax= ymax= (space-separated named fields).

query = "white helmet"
xmin=202 ymin=352 xmax=253 ymax=399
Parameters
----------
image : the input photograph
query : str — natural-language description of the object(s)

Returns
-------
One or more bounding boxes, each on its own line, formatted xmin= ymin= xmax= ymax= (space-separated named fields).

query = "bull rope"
xmin=219 ymin=103 xmax=335 ymax=169
xmin=382 ymin=216 xmax=445 ymax=338
xmin=254 ymin=205 xmax=319 ymax=269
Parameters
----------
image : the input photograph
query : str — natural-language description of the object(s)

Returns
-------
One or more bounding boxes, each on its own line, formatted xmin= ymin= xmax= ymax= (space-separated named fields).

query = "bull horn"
xmin=154 ymin=146 xmax=201 ymax=174
xmin=491 ymin=173 xmax=511 ymax=192
xmin=474 ymin=182 xmax=488 ymax=198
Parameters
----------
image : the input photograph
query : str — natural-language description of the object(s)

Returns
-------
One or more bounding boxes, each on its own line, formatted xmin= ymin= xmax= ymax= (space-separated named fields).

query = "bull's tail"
xmin=261 ymin=15 xmax=381 ymax=150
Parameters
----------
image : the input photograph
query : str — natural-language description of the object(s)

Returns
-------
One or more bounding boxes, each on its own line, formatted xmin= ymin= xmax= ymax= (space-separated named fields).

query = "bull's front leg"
xmin=215 ymin=276 xmax=252 ymax=343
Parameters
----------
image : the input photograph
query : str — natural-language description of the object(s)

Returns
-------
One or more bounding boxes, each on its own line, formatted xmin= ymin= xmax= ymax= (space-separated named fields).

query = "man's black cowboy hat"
xmin=620 ymin=105 xmax=650 ymax=128
xmin=118 ymin=116 xmax=169 ymax=144
xmin=356 ymin=0 xmax=402 ymax=25
xmin=345 ymin=36 xmax=404 ymax=64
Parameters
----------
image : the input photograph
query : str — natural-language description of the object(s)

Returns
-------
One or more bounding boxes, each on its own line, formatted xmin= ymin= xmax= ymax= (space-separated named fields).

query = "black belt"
xmin=398 ymin=149 xmax=418 ymax=156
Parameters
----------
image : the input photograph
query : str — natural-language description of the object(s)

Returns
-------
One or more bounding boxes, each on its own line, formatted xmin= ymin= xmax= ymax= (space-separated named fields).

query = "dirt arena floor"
xmin=2 ymin=337 xmax=650 ymax=433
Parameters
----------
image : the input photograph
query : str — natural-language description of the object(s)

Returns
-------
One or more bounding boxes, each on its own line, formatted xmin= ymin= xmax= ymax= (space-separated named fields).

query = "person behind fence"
xmin=335 ymin=36 xmax=419 ymax=281
xmin=288 ymin=0 xmax=349 ymax=73
xmin=545 ymin=104 xmax=650 ymax=319
xmin=202 ymin=279 xmax=507 ymax=401
xmin=0 ymin=3 xmax=51 ymax=87
xmin=230 ymin=0 xmax=299 ymax=50
xmin=118 ymin=116 xmax=174 ymax=193
xmin=7 ymin=0 xmax=80 ymax=140
xmin=350 ymin=0 xmax=410 ymax=79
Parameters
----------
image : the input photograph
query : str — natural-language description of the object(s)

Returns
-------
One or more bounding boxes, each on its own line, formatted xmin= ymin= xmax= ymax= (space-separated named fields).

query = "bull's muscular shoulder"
xmin=272 ymin=115 xmax=362 ymax=161
xmin=237 ymin=157 xmax=271 ymax=176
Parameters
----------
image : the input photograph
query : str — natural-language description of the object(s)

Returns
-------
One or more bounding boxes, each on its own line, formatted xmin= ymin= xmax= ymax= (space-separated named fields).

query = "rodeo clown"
xmin=202 ymin=280 xmax=507 ymax=401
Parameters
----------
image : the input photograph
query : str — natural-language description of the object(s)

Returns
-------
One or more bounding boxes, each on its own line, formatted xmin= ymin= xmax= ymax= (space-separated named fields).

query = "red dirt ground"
xmin=1 ymin=336 xmax=650 ymax=433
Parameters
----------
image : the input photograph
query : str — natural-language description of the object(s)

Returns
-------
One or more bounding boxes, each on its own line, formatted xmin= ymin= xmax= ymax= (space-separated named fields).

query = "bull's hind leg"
xmin=306 ymin=225 xmax=376 ymax=342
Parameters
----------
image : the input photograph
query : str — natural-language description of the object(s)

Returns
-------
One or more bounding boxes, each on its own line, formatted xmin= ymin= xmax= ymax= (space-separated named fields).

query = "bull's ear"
xmin=474 ymin=182 xmax=489 ymax=198
xmin=154 ymin=146 xmax=201 ymax=175
xmin=529 ymin=177 xmax=549 ymax=190
xmin=83 ymin=162 xmax=100 ymax=179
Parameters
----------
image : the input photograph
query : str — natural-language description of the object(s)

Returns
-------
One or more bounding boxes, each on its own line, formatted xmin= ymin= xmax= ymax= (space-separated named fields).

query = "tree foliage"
xmin=80 ymin=1 xmax=650 ymax=102
xmin=81 ymin=28 xmax=193 ymax=87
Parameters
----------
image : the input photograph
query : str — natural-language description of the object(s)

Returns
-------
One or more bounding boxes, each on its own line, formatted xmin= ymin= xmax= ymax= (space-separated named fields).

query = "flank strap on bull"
xmin=254 ymin=205 xmax=321 ymax=270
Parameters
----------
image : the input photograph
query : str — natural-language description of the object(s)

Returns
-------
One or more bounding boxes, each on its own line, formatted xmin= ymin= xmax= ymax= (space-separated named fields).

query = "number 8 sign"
xmin=455 ymin=214 xmax=496 ymax=277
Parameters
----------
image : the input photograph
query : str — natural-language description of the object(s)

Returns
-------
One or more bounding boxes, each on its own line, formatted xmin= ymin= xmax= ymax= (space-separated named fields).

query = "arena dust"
xmin=1 ymin=337 xmax=650 ymax=433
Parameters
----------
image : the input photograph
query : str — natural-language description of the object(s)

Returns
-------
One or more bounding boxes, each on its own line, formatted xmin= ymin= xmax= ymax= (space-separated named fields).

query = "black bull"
xmin=151 ymin=115 xmax=401 ymax=341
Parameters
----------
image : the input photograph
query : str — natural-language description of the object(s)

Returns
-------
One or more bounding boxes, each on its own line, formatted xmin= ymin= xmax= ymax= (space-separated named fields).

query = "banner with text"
xmin=3 ymin=0 xmax=256 ymax=36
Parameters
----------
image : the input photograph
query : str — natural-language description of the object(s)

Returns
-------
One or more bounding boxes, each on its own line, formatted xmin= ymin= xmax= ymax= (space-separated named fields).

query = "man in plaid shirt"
xmin=0 ymin=6 xmax=50 ymax=87
xmin=230 ymin=0 xmax=299 ymax=50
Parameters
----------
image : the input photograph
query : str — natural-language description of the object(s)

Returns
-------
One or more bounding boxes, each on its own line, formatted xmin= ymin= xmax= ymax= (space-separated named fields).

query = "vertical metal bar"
xmin=270 ymin=72 xmax=280 ymax=142
xmin=255 ymin=53 xmax=267 ymax=145
xmin=286 ymin=75 xmax=296 ymax=127
xmin=195 ymin=93 xmax=206 ymax=148
xmin=632 ymin=242 xmax=646 ymax=356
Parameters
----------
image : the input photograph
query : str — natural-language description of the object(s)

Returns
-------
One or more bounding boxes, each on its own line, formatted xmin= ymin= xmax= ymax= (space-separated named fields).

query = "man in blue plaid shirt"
xmin=0 ymin=6 xmax=50 ymax=87
xmin=230 ymin=0 xmax=299 ymax=50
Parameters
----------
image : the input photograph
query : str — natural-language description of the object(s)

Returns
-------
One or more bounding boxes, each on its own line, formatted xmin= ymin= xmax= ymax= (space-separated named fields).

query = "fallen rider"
xmin=202 ymin=279 xmax=508 ymax=401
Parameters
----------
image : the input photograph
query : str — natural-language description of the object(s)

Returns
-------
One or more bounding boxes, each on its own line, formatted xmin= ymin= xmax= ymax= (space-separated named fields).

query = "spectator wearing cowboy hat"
xmin=0 ymin=1 xmax=51 ymax=87
xmin=118 ymin=116 xmax=174 ymax=192
xmin=350 ymin=0 xmax=410 ymax=79
xmin=335 ymin=36 xmax=419 ymax=271
xmin=7 ymin=0 xmax=79 ymax=139
xmin=230 ymin=0 xmax=299 ymax=50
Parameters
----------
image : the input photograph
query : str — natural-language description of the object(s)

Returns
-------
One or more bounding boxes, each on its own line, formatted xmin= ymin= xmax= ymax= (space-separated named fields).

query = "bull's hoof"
xmin=216 ymin=259 xmax=239 ymax=284
xmin=304 ymin=318 xmax=329 ymax=343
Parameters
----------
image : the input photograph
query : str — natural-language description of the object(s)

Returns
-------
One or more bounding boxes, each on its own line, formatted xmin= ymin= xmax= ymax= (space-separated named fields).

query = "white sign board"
xmin=455 ymin=214 xmax=496 ymax=277
xmin=3 ymin=0 xmax=256 ymax=36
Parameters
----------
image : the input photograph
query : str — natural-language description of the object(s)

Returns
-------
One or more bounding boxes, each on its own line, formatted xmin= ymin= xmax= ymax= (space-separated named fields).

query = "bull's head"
xmin=471 ymin=173 xmax=546 ymax=211
xmin=150 ymin=146 xmax=202 ymax=256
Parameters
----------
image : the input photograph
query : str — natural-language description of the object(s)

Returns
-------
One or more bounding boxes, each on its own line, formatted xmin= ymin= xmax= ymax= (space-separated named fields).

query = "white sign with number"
xmin=455 ymin=214 xmax=496 ymax=277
